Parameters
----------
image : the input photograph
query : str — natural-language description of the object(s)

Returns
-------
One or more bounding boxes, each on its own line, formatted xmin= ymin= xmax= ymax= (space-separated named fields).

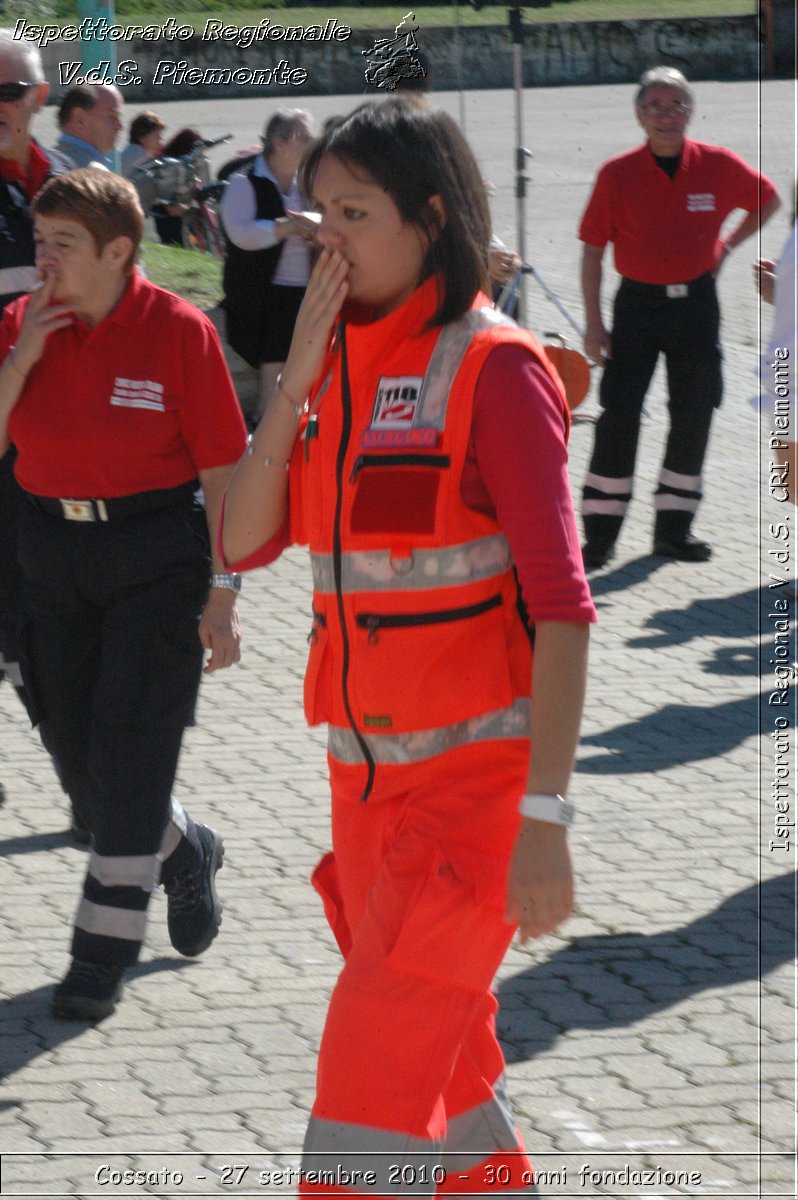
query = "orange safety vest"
xmin=289 ymin=277 xmax=568 ymax=792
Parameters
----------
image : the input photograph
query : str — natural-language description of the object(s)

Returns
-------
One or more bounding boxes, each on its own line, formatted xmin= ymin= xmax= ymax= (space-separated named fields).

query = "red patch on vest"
xmin=361 ymin=427 xmax=438 ymax=449
xmin=351 ymin=468 xmax=440 ymax=534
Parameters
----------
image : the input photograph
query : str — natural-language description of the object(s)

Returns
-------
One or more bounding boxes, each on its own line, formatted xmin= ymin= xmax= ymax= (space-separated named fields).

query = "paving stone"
xmin=14 ymin=1100 xmax=106 ymax=1141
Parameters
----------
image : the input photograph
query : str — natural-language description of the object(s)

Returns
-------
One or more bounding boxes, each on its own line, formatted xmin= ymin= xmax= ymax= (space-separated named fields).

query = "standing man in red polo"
xmin=579 ymin=66 xmax=780 ymax=568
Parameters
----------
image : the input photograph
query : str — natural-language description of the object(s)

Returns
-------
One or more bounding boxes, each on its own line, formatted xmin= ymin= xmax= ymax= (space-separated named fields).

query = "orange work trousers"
xmin=301 ymin=739 xmax=534 ymax=1198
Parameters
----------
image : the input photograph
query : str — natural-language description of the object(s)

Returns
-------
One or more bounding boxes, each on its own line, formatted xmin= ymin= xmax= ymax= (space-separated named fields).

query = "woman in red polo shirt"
xmin=0 ymin=168 xmax=248 ymax=1022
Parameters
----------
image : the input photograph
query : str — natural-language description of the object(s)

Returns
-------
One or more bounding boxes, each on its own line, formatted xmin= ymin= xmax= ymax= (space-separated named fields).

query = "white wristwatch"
xmin=518 ymin=793 xmax=575 ymax=827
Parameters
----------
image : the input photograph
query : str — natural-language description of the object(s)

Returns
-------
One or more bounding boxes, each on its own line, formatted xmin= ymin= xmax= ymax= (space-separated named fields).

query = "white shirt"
xmin=220 ymin=156 xmax=311 ymax=288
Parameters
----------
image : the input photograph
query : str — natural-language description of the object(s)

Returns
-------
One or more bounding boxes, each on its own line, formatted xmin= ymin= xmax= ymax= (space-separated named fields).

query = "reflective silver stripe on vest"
xmin=415 ymin=305 xmax=516 ymax=430
xmin=303 ymin=1116 xmax=440 ymax=1196
xmin=88 ymin=851 xmax=161 ymax=891
xmin=75 ymin=899 xmax=148 ymax=942
xmin=328 ymin=698 xmax=530 ymax=765
xmin=310 ymin=533 xmax=512 ymax=595
xmin=441 ymin=1073 xmax=520 ymax=1171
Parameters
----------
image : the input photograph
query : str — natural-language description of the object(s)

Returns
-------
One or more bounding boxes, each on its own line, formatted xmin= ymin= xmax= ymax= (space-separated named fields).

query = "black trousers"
xmin=0 ymin=450 xmax=30 ymax=707
xmin=17 ymin=499 xmax=210 ymax=967
xmin=582 ymin=273 xmax=723 ymax=546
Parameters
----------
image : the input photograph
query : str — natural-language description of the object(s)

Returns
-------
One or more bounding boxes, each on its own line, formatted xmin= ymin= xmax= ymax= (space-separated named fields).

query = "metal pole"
xmin=522 ymin=266 xmax=584 ymax=338
xmin=77 ymin=0 xmax=119 ymax=171
xmin=78 ymin=0 xmax=117 ymax=77
xmin=454 ymin=0 xmax=467 ymax=131
xmin=509 ymin=4 xmax=529 ymax=326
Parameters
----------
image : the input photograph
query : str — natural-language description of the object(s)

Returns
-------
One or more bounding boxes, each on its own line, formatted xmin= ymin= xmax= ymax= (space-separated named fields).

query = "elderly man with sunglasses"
xmin=0 ymin=30 xmax=76 ymax=823
xmin=579 ymin=66 xmax=780 ymax=568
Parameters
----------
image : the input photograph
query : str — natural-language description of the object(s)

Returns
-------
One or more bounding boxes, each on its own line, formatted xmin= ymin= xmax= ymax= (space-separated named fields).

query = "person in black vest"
xmin=220 ymin=109 xmax=318 ymax=426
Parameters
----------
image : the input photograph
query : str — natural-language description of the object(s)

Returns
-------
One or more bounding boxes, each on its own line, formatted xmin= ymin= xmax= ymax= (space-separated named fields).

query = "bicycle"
xmin=181 ymin=177 xmax=227 ymax=259
xmin=133 ymin=134 xmax=232 ymax=260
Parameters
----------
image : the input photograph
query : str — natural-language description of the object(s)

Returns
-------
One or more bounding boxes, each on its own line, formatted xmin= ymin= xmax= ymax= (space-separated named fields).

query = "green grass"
xmin=33 ymin=2 xmax=758 ymax=28
xmin=140 ymin=240 xmax=222 ymax=311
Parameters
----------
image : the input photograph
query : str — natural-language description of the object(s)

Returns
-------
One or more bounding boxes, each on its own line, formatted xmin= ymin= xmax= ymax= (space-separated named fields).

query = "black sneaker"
xmin=653 ymin=534 xmax=712 ymax=562
xmin=52 ymin=960 xmax=124 ymax=1021
xmin=581 ymin=539 xmax=616 ymax=569
xmin=163 ymin=824 xmax=224 ymax=957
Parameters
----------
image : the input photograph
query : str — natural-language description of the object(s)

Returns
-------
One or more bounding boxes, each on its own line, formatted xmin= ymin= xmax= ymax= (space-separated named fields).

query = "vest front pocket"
xmin=303 ymin=603 xmax=333 ymax=726
xmin=349 ymin=456 xmax=450 ymax=537
xmin=350 ymin=594 xmax=515 ymax=733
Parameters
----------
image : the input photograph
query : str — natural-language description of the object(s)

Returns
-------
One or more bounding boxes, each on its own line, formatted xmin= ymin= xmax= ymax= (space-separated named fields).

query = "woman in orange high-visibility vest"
xmin=222 ymin=99 xmax=596 ymax=1197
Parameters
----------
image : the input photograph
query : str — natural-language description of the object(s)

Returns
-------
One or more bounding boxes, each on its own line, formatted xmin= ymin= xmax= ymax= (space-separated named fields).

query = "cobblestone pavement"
xmin=1 ymin=80 xmax=795 ymax=1198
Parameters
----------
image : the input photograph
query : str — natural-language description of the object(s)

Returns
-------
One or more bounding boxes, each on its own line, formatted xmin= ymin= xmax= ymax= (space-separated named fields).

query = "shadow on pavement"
xmin=0 ymin=958 xmax=195 ymax=1084
xmin=497 ymin=871 xmax=795 ymax=1062
xmin=627 ymin=585 xmax=767 ymax=651
xmin=584 ymin=555 xmax=668 ymax=599
xmin=576 ymin=689 xmax=762 ymax=773
xmin=0 ymin=829 xmax=79 ymax=858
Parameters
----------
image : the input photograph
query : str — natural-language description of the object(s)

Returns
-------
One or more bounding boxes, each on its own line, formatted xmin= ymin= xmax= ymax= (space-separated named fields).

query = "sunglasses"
xmin=0 ymin=82 xmax=37 ymax=103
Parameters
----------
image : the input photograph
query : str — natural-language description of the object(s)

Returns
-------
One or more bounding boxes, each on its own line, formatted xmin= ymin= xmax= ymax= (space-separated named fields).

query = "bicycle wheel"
xmin=180 ymin=208 xmax=205 ymax=253
xmin=201 ymin=204 xmax=226 ymax=260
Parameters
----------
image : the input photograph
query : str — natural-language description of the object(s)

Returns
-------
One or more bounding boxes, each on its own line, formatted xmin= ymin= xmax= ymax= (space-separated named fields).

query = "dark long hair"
xmin=301 ymin=99 xmax=491 ymax=327
xmin=162 ymin=127 xmax=202 ymax=159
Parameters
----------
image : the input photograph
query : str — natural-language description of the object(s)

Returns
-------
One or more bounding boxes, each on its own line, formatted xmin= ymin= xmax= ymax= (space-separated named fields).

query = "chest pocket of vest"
xmin=349 ymin=454 xmax=450 ymax=536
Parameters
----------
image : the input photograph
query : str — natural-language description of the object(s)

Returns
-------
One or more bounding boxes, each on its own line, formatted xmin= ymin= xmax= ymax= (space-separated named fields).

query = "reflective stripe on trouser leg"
xmin=161 ymin=795 xmax=189 ymax=858
xmin=582 ymin=281 xmax=661 ymax=547
xmin=71 ymin=725 xmax=191 ymax=966
xmin=302 ymin=982 xmax=531 ymax=1197
xmin=654 ymin=467 xmax=702 ymax=542
xmin=159 ymin=794 xmax=204 ymax=884
xmin=436 ymin=1000 xmax=532 ymax=1192
xmin=302 ymin=997 xmax=531 ymax=1196
xmin=582 ymin=471 xmax=633 ymax=547
xmin=655 ymin=467 xmax=702 ymax=511
xmin=656 ymin=281 xmax=719 ymax=545
xmin=301 ymin=745 xmax=534 ymax=1197
xmin=72 ymin=848 xmax=161 ymax=968
xmin=73 ymin=794 xmax=199 ymax=965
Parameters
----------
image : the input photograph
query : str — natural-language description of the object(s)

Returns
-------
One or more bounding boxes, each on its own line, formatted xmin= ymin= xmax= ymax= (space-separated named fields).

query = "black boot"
xmin=162 ymin=825 xmax=224 ymax=957
xmin=653 ymin=511 xmax=712 ymax=561
xmin=52 ymin=960 xmax=124 ymax=1021
xmin=582 ymin=513 xmax=622 ymax=569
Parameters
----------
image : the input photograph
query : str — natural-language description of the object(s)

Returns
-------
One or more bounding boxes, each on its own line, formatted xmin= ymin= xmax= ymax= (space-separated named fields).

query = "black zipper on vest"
xmin=335 ymin=327 xmax=377 ymax=802
xmin=356 ymin=593 xmax=502 ymax=643
xmin=349 ymin=453 xmax=451 ymax=483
